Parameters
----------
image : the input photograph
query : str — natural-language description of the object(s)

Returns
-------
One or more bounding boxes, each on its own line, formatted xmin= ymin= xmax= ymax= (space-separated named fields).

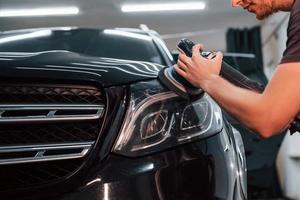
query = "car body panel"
xmin=0 ymin=51 xmax=164 ymax=87
xmin=61 ymin=128 xmax=244 ymax=200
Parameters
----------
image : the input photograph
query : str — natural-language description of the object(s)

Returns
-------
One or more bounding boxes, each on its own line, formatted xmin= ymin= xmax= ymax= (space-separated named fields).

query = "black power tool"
xmin=159 ymin=38 xmax=265 ymax=99
xmin=158 ymin=38 xmax=300 ymax=135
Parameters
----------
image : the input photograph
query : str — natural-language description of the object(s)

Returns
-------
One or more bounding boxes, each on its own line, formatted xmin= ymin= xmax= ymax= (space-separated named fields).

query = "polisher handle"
xmin=220 ymin=61 xmax=265 ymax=92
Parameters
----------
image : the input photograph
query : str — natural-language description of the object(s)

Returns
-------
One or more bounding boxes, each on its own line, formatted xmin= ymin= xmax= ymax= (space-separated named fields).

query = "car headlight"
xmin=113 ymin=80 xmax=223 ymax=157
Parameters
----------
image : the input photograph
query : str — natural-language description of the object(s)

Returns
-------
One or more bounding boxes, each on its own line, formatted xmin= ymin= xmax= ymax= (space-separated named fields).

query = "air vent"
xmin=0 ymin=83 xmax=105 ymax=191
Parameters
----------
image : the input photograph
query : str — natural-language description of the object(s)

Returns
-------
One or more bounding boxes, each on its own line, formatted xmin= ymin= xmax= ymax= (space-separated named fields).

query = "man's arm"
xmin=176 ymin=45 xmax=300 ymax=138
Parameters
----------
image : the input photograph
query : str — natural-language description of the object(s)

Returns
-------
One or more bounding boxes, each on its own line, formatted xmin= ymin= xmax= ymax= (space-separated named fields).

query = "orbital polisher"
xmin=159 ymin=38 xmax=265 ymax=99
xmin=158 ymin=38 xmax=300 ymax=134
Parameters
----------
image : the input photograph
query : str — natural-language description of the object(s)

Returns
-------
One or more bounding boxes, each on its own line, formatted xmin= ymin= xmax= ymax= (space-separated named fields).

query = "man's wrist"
xmin=200 ymin=74 xmax=220 ymax=93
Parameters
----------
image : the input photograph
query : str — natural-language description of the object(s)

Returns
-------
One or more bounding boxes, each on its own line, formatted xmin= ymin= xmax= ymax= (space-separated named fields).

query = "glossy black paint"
xmin=0 ymin=51 xmax=164 ymax=87
xmin=61 ymin=128 xmax=245 ymax=200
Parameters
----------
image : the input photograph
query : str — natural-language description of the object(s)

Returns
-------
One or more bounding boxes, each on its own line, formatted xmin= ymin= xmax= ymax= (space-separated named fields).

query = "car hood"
xmin=0 ymin=51 xmax=165 ymax=87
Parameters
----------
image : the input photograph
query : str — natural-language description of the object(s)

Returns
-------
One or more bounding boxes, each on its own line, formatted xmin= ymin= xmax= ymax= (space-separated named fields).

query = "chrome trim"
xmin=0 ymin=142 xmax=93 ymax=165
xmin=0 ymin=104 xmax=104 ymax=123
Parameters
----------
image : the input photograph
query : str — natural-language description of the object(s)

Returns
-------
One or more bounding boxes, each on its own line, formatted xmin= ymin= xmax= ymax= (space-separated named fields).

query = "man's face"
xmin=231 ymin=0 xmax=276 ymax=20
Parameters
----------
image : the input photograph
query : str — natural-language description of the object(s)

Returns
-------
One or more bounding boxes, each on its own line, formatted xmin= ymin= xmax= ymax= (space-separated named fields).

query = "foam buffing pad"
xmin=158 ymin=66 xmax=203 ymax=100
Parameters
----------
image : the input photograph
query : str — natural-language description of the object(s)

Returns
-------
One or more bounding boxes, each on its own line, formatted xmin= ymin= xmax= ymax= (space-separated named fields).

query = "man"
xmin=176 ymin=0 xmax=300 ymax=138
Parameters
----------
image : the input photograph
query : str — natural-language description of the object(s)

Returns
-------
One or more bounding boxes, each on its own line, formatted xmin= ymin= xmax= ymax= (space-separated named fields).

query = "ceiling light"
xmin=0 ymin=7 xmax=79 ymax=17
xmin=121 ymin=2 xmax=206 ymax=13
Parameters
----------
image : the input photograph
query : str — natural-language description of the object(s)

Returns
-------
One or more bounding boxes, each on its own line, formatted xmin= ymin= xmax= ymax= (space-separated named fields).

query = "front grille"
xmin=0 ymin=83 xmax=105 ymax=191
xmin=0 ymin=122 xmax=99 ymax=146
xmin=0 ymin=84 xmax=104 ymax=104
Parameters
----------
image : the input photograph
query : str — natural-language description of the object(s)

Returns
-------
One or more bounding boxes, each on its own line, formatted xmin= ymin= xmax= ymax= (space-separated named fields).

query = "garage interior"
xmin=0 ymin=0 xmax=299 ymax=199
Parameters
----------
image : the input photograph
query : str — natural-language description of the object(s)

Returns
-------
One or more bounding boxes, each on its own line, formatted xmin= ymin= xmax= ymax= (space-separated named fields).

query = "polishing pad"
xmin=158 ymin=66 xmax=203 ymax=100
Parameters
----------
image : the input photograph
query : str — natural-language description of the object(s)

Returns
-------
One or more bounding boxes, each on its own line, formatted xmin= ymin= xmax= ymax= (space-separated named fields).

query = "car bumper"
xmin=61 ymin=128 xmax=246 ymax=200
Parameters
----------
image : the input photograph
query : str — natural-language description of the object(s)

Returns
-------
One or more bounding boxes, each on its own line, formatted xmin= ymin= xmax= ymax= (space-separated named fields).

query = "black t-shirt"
xmin=281 ymin=0 xmax=300 ymax=64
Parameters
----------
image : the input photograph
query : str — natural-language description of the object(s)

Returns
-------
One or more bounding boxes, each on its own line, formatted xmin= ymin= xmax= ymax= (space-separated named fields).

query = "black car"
xmin=0 ymin=27 xmax=246 ymax=200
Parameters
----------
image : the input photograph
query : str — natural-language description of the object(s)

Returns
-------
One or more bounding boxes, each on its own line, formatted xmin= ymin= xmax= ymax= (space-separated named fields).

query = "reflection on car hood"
xmin=0 ymin=50 xmax=165 ymax=87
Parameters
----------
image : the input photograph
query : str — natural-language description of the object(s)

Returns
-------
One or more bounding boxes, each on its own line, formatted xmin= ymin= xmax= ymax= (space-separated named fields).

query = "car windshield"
xmin=0 ymin=28 xmax=165 ymax=65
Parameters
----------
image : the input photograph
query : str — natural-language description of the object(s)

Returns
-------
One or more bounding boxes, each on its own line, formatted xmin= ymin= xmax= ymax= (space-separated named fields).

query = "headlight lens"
xmin=113 ymin=80 xmax=223 ymax=156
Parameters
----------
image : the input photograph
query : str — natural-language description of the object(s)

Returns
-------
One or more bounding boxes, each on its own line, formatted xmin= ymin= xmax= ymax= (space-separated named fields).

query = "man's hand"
xmin=175 ymin=43 xmax=300 ymax=138
xmin=175 ymin=44 xmax=223 ymax=90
